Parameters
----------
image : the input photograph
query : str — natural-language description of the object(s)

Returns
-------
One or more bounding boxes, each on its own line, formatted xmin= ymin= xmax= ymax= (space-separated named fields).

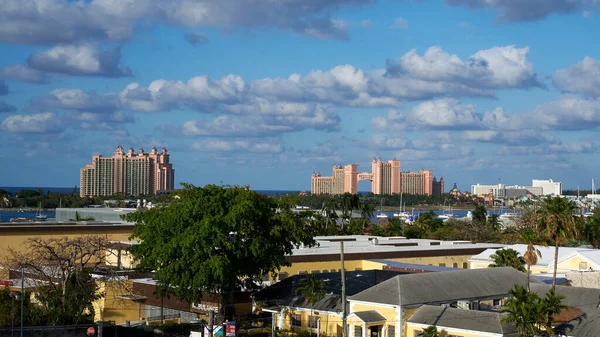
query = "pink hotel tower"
xmin=311 ymin=158 xmax=440 ymax=196
xmin=80 ymin=145 xmax=175 ymax=197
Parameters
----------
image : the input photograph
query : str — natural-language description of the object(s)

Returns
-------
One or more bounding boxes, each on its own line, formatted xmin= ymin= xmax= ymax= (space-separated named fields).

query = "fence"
xmin=0 ymin=323 xmax=206 ymax=337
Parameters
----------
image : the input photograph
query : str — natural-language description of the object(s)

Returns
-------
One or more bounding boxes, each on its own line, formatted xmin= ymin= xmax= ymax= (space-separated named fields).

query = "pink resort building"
xmin=80 ymin=145 xmax=175 ymax=197
xmin=311 ymin=158 xmax=443 ymax=196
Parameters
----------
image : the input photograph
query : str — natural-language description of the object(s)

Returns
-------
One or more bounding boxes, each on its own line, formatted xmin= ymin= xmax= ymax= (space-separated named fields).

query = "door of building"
xmin=370 ymin=326 xmax=381 ymax=337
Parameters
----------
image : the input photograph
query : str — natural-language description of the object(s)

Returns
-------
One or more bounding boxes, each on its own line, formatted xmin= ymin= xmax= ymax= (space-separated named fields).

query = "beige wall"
xmin=106 ymin=248 xmax=138 ymax=269
xmin=274 ymin=254 xmax=475 ymax=280
xmin=471 ymin=254 xmax=599 ymax=274
xmin=0 ymin=226 xmax=133 ymax=262
xmin=275 ymin=310 xmax=343 ymax=337
xmin=94 ymin=280 xmax=144 ymax=324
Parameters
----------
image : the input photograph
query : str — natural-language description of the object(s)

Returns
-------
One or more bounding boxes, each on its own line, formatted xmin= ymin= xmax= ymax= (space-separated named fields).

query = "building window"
xmin=453 ymin=263 xmax=458 ymax=268
xmin=322 ymin=270 xmax=329 ymax=273
xmin=580 ymin=262 xmax=588 ymax=270
xmin=290 ymin=314 xmax=301 ymax=328
xmin=278 ymin=272 xmax=288 ymax=281
xmin=331 ymin=269 xmax=337 ymax=272
xmin=355 ymin=268 xmax=362 ymax=271
xmin=463 ymin=262 xmax=468 ymax=269
xmin=311 ymin=270 xmax=320 ymax=274
xmin=387 ymin=325 xmax=395 ymax=337
xmin=493 ymin=299 xmax=501 ymax=306
xmin=438 ymin=263 xmax=446 ymax=267
xmin=308 ymin=316 xmax=320 ymax=329
xmin=412 ymin=330 xmax=421 ymax=337
xmin=354 ymin=326 xmax=362 ymax=337
xmin=298 ymin=271 xmax=307 ymax=275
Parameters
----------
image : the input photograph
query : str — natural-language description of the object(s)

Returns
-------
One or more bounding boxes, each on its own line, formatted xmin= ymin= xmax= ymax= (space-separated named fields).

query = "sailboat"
xmin=376 ymin=199 xmax=388 ymax=218
xmin=35 ymin=203 xmax=47 ymax=220
xmin=393 ymin=192 xmax=410 ymax=220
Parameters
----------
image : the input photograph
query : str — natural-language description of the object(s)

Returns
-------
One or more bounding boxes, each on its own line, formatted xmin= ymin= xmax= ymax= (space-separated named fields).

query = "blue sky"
xmin=1 ymin=0 xmax=600 ymax=191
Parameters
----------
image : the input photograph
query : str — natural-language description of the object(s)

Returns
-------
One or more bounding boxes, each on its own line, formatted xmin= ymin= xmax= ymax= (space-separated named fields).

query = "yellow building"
xmin=257 ymin=268 xmax=530 ymax=337
xmin=0 ymin=221 xmax=134 ymax=262
xmin=275 ymin=236 xmax=503 ymax=281
xmin=469 ymin=244 xmax=600 ymax=275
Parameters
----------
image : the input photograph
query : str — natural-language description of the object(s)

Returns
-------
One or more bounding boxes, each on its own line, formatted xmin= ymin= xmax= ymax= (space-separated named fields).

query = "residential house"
xmin=254 ymin=270 xmax=410 ymax=337
xmin=469 ymin=244 xmax=600 ymax=275
xmin=347 ymin=267 xmax=531 ymax=337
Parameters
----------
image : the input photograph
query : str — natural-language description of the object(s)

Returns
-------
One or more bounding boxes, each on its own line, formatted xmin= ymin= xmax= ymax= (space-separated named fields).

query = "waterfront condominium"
xmin=80 ymin=145 xmax=175 ymax=197
xmin=311 ymin=158 xmax=441 ymax=196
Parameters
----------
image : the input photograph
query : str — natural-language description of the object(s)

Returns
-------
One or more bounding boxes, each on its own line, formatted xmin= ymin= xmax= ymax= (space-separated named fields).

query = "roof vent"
xmin=372 ymin=238 xmax=379 ymax=245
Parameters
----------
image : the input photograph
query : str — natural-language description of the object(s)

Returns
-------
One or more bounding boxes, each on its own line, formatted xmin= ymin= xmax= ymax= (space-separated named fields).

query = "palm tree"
xmin=321 ymin=198 xmax=339 ymax=230
xmin=488 ymin=214 xmax=501 ymax=232
xmin=583 ymin=215 xmax=600 ymax=249
xmin=489 ymin=248 xmax=526 ymax=272
xmin=502 ymin=284 xmax=545 ymax=337
xmin=419 ymin=326 xmax=439 ymax=337
xmin=537 ymin=196 xmax=578 ymax=291
xmin=541 ymin=290 xmax=567 ymax=335
xmin=520 ymin=228 xmax=543 ymax=291
xmin=296 ymin=275 xmax=327 ymax=336
xmin=360 ymin=202 xmax=375 ymax=230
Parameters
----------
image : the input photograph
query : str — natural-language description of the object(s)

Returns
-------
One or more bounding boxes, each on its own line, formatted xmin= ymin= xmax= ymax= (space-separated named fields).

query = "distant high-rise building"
xmin=400 ymin=170 xmax=433 ymax=196
xmin=310 ymin=159 xmax=435 ymax=196
xmin=432 ymin=177 xmax=445 ymax=197
xmin=532 ymin=179 xmax=562 ymax=196
xmin=80 ymin=145 xmax=175 ymax=198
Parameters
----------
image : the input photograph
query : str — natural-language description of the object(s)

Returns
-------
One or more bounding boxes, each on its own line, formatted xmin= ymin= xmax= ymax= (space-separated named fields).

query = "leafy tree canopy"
xmin=125 ymin=184 xmax=317 ymax=316
xmin=489 ymin=248 xmax=526 ymax=272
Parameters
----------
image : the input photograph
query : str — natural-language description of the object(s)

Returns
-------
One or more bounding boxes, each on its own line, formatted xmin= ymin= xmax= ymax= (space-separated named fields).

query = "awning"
xmin=349 ymin=311 xmax=387 ymax=324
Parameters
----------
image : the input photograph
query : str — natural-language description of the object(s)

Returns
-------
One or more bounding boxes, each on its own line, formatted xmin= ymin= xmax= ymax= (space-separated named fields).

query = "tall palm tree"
xmin=488 ymin=214 xmax=501 ymax=232
xmin=488 ymin=248 xmax=526 ymax=272
xmin=419 ymin=326 xmax=439 ymax=337
xmin=520 ymin=228 xmax=543 ymax=291
xmin=537 ymin=197 xmax=578 ymax=291
xmin=321 ymin=198 xmax=339 ymax=230
xmin=502 ymin=284 xmax=546 ymax=337
xmin=360 ymin=202 xmax=375 ymax=230
xmin=296 ymin=275 xmax=327 ymax=336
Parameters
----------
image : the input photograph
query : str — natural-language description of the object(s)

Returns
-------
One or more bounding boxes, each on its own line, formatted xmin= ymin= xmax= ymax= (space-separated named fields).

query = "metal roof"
xmin=350 ymin=267 xmax=534 ymax=307
xmin=370 ymin=259 xmax=459 ymax=272
xmin=407 ymin=305 xmax=517 ymax=335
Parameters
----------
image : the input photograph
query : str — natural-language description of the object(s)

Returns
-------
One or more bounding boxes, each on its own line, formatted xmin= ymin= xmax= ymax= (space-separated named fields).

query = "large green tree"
xmin=537 ymin=197 xmax=578 ymax=291
xmin=125 ymin=184 xmax=316 ymax=319
xmin=489 ymin=248 xmax=526 ymax=272
xmin=8 ymin=236 xmax=110 ymax=325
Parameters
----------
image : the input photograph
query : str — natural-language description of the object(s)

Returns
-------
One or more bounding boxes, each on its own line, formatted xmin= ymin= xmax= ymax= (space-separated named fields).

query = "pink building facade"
xmin=310 ymin=158 xmax=436 ymax=196
xmin=80 ymin=145 xmax=175 ymax=198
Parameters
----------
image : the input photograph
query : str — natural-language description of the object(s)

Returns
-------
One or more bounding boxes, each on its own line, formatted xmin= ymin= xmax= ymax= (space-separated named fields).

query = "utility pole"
xmin=271 ymin=313 xmax=276 ymax=337
xmin=20 ymin=267 xmax=23 ymax=337
xmin=340 ymin=242 xmax=347 ymax=337
xmin=208 ymin=311 xmax=215 ymax=337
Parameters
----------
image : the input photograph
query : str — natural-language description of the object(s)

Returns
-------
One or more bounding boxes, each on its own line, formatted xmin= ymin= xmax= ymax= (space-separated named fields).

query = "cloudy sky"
xmin=1 ymin=0 xmax=600 ymax=191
